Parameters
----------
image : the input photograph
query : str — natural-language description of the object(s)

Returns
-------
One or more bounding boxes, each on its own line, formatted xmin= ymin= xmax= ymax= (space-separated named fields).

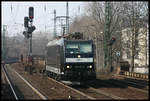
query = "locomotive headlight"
xmin=89 ymin=65 xmax=92 ymax=68
xmin=78 ymin=55 xmax=81 ymax=58
xmin=67 ymin=65 xmax=70 ymax=68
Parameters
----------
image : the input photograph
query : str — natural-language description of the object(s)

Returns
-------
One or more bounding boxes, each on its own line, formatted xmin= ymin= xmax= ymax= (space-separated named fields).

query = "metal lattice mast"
xmin=66 ymin=1 xmax=69 ymax=34
xmin=53 ymin=9 xmax=56 ymax=38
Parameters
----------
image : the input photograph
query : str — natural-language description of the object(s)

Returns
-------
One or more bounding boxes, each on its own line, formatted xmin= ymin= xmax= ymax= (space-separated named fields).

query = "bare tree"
xmin=121 ymin=2 xmax=148 ymax=71
xmin=84 ymin=2 xmax=125 ymax=73
xmin=69 ymin=1 xmax=148 ymax=74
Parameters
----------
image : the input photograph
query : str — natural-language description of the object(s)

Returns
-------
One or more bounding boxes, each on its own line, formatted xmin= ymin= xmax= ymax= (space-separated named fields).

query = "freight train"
xmin=44 ymin=32 xmax=96 ymax=83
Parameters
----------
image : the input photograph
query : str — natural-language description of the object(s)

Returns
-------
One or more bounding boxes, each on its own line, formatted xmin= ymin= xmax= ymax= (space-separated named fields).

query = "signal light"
xmin=24 ymin=17 xmax=29 ymax=28
xmin=111 ymin=37 xmax=116 ymax=41
xmin=29 ymin=7 xmax=34 ymax=19
xmin=108 ymin=37 xmax=116 ymax=46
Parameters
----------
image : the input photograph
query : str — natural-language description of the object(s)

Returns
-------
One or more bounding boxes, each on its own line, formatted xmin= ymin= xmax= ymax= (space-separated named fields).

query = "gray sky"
xmin=2 ymin=1 xmax=85 ymax=37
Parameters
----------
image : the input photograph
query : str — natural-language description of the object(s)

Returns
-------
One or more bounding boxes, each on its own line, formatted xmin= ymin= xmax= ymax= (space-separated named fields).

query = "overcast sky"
xmin=2 ymin=1 xmax=86 ymax=37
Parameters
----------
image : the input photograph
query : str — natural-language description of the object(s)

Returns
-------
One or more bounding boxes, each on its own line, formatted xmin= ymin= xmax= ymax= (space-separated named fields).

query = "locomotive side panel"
xmin=45 ymin=45 xmax=62 ymax=75
xmin=59 ymin=46 xmax=65 ymax=69
xmin=46 ymin=46 xmax=57 ymax=67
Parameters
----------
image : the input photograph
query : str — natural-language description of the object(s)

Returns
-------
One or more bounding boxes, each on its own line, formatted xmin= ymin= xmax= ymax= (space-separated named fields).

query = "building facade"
xmin=121 ymin=27 xmax=149 ymax=74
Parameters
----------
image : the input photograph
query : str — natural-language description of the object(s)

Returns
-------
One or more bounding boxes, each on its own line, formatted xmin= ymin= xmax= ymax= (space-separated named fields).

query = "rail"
xmin=3 ymin=64 xmax=47 ymax=100
xmin=13 ymin=70 xmax=47 ymax=100
xmin=2 ymin=65 xmax=18 ymax=100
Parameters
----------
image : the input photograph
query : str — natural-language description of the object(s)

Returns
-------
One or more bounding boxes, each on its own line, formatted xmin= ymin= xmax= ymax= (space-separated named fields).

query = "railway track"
xmin=47 ymin=75 xmax=127 ymax=100
xmin=102 ymin=78 xmax=148 ymax=94
xmin=70 ymin=85 xmax=125 ymax=100
xmin=2 ymin=66 xmax=18 ymax=100
xmin=45 ymin=75 xmax=149 ymax=100
xmin=112 ymin=74 xmax=149 ymax=91
xmin=11 ymin=63 xmax=95 ymax=100
xmin=86 ymin=78 xmax=148 ymax=99
xmin=11 ymin=63 xmax=125 ymax=100
xmin=47 ymin=77 xmax=96 ymax=100
xmin=2 ymin=64 xmax=47 ymax=100
xmin=10 ymin=63 xmax=149 ymax=100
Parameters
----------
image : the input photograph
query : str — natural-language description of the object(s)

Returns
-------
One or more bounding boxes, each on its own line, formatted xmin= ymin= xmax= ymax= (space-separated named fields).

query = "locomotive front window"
xmin=66 ymin=42 xmax=92 ymax=54
xmin=80 ymin=43 xmax=92 ymax=53
xmin=66 ymin=43 xmax=79 ymax=53
xmin=66 ymin=43 xmax=78 ymax=48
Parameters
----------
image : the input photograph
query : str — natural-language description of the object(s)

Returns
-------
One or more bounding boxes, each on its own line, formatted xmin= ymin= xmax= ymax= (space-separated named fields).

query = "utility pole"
xmin=60 ymin=19 xmax=65 ymax=35
xmin=54 ymin=9 xmax=56 ymax=38
xmin=109 ymin=3 xmax=112 ymax=71
xmin=2 ymin=25 xmax=7 ymax=61
xmin=104 ymin=1 xmax=111 ymax=69
xmin=145 ymin=24 xmax=148 ymax=68
xmin=131 ymin=2 xmax=135 ymax=72
xmin=66 ymin=1 xmax=69 ymax=34
xmin=60 ymin=19 xmax=63 ymax=34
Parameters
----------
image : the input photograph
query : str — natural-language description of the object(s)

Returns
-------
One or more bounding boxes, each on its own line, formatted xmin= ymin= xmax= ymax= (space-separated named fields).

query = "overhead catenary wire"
xmin=9 ymin=2 xmax=22 ymax=36
xmin=10 ymin=3 xmax=20 ymax=25
xmin=44 ymin=4 xmax=46 ymax=12
xmin=11 ymin=3 xmax=13 ymax=13
xmin=6 ymin=2 xmax=85 ymax=37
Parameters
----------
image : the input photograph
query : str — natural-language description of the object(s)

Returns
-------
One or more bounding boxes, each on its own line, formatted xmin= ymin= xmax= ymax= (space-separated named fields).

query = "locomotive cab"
xmin=62 ymin=40 xmax=96 ymax=81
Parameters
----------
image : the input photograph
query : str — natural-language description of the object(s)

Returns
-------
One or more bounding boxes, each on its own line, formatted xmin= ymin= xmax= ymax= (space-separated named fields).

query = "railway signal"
xmin=23 ymin=7 xmax=36 ymax=75
xmin=107 ymin=37 xmax=116 ymax=46
xmin=29 ymin=7 xmax=34 ymax=21
xmin=23 ymin=7 xmax=35 ymax=39
xmin=24 ymin=16 xmax=29 ymax=28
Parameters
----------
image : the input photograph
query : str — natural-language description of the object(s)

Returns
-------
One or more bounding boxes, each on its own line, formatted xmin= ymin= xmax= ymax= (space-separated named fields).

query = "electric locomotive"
xmin=44 ymin=32 xmax=96 ymax=83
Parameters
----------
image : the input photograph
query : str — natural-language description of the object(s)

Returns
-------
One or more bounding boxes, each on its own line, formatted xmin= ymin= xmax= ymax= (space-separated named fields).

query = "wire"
xmin=44 ymin=4 xmax=46 ymax=12
xmin=11 ymin=3 xmax=13 ymax=13
xmin=13 ymin=3 xmax=20 ymax=24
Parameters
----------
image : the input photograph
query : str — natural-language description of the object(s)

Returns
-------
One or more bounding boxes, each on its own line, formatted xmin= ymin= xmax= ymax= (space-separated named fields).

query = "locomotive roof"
xmin=65 ymin=39 xmax=93 ymax=42
xmin=46 ymin=38 xmax=64 ymax=47
xmin=46 ymin=38 xmax=93 ymax=47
